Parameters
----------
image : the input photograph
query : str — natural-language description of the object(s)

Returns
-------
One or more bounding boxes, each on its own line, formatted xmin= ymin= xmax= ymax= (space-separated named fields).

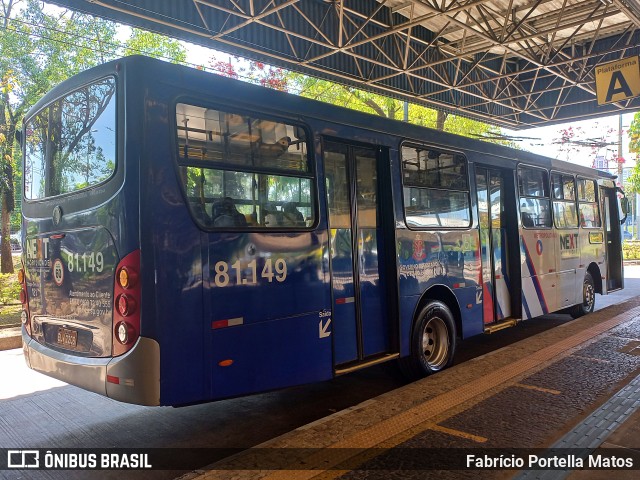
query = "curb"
xmin=0 ymin=326 xmax=21 ymax=351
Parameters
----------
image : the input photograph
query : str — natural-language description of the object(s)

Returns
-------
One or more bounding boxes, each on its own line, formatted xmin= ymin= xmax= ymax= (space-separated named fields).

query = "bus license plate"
xmin=57 ymin=327 xmax=78 ymax=348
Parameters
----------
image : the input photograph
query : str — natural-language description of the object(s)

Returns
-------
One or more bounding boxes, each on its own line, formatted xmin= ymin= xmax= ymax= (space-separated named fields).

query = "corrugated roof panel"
xmin=44 ymin=0 xmax=640 ymax=129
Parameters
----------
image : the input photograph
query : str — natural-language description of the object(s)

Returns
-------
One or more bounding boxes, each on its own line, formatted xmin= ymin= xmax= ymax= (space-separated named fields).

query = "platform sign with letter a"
xmin=595 ymin=56 xmax=640 ymax=105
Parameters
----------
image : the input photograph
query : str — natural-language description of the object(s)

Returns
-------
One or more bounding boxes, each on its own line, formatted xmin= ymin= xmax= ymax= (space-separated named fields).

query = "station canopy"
xmin=47 ymin=0 xmax=640 ymax=129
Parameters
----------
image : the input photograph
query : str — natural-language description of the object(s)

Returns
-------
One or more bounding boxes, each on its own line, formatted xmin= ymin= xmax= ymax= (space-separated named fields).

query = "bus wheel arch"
xmin=570 ymin=268 xmax=597 ymax=319
xmin=400 ymin=286 xmax=460 ymax=379
xmin=587 ymin=263 xmax=602 ymax=294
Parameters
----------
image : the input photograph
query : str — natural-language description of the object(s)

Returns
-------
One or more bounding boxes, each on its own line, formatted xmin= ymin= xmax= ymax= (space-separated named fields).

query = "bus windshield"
xmin=24 ymin=77 xmax=116 ymax=200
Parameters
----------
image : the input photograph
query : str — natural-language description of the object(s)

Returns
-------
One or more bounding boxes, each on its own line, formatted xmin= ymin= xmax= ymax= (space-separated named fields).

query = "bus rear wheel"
xmin=570 ymin=272 xmax=595 ymax=319
xmin=400 ymin=300 xmax=457 ymax=380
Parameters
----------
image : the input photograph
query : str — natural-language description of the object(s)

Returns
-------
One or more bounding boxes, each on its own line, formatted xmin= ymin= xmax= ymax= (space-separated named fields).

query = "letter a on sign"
xmin=595 ymin=56 xmax=640 ymax=105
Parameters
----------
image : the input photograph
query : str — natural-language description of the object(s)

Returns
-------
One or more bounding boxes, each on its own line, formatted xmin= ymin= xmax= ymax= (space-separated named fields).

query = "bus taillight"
xmin=115 ymin=321 xmax=136 ymax=345
xmin=113 ymin=250 xmax=141 ymax=356
xmin=117 ymin=266 xmax=138 ymax=289
xmin=18 ymin=268 xmax=31 ymax=335
xmin=116 ymin=294 xmax=136 ymax=317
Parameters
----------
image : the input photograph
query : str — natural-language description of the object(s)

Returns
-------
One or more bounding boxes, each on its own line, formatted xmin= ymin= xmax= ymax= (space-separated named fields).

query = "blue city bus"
xmin=19 ymin=56 xmax=626 ymax=406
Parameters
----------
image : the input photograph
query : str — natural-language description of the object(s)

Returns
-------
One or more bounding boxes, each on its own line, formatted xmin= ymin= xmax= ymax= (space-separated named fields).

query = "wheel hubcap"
xmin=421 ymin=316 xmax=449 ymax=370
xmin=584 ymin=282 xmax=595 ymax=311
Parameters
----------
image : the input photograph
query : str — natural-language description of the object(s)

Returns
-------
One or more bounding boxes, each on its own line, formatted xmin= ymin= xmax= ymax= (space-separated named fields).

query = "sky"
xmin=506 ymin=112 xmax=637 ymax=170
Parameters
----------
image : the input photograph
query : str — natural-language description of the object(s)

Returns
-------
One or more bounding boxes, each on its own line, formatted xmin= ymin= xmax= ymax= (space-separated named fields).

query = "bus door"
xmin=476 ymin=167 xmax=513 ymax=323
xmin=323 ymin=140 xmax=392 ymax=368
xmin=601 ymin=186 xmax=623 ymax=291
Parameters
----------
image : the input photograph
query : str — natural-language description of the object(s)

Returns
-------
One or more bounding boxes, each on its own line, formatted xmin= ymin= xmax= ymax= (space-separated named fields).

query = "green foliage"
xmin=123 ymin=30 xmax=187 ymax=64
xmin=0 ymin=272 xmax=20 ymax=305
xmin=208 ymin=54 xmax=506 ymax=142
xmin=629 ymin=113 xmax=640 ymax=157
xmin=287 ymin=73 xmax=505 ymax=141
xmin=623 ymin=240 xmax=640 ymax=260
xmin=0 ymin=304 xmax=20 ymax=326
xmin=0 ymin=0 xmax=187 ymax=272
xmin=625 ymin=113 xmax=640 ymax=195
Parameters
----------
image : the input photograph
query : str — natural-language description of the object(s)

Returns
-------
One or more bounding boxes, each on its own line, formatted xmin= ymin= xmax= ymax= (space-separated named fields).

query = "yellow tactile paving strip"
xmin=193 ymin=305 xmax=640 ymax=480
xmin=514 ymin=383 xmax=562 ymax=395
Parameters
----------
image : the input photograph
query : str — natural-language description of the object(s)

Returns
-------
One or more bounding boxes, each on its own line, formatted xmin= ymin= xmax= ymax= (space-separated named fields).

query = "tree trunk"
xmin=436 ymin=111 xmax=448 ymax=131
xmin=0 ymin=113 xmax=15 ymax=274
xmin=1 ymin=197 xmax=13 ymax=273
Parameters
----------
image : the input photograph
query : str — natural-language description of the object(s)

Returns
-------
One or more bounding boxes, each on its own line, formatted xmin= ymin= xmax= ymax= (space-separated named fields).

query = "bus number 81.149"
xmin=214 ymin=258 xmax=288 ymax=287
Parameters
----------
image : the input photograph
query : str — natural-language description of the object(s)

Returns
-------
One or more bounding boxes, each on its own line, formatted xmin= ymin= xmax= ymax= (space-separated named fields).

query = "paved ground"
xmin=1 ymin=266 xmax=639 ymax=479
xmin=188 ymin=298 xmax=640 ymax=480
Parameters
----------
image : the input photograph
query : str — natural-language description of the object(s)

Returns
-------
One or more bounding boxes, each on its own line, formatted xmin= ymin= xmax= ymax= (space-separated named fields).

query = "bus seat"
xmin=191 ymin=201 xmax=211 ymax=226
xmin=212 ymin=197 xmax=247 ymax=227
xmin=282 ymin=203 xmax=305 ymax=226
xmin=244 ymin=213 xmax=257 ymax=225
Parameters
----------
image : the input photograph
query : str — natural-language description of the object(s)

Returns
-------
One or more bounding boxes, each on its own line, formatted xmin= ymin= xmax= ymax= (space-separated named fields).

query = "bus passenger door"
xmin=323 ymin=140 xmax=393 ymax=369
xmin=601 ymin=186 xmax=623 ymax=291
xmin=476 ymin=167 xmax=513 ymax=323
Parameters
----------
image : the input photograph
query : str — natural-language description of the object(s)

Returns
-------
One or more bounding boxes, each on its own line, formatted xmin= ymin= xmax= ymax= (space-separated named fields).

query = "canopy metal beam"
xmin=46 ymin=0 xmax=640 ymax=129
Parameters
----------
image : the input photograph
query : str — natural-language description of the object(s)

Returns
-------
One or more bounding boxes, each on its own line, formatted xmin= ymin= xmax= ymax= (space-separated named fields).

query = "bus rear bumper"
xmin=22 ymin=327 xmax=161 ymax=406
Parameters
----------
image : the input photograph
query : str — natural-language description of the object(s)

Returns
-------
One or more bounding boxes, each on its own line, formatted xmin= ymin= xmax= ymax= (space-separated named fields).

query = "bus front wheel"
xmin=570 ymin=272 xmax=595 ymax=319
xmin=400 ymin=300 xmax=457 ymax=379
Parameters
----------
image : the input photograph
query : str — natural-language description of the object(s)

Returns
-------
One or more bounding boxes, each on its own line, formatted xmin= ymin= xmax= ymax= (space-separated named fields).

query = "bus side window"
xmin=577 ymin=178 xmax=601 ymax=228
xmin=400 ymin=145 xmax=471 ymax=228
xmin=518 ymin=166 xmax=551 ymax=228
xmin=176 ymin=103 xmax=315 ymax=230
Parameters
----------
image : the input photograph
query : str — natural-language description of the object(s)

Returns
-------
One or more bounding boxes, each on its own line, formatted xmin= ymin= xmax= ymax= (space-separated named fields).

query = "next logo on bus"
xmin=559 ymin=233 xmax=579 ymax=257
xmin=25 ymin=237 xmax=50 ymax=260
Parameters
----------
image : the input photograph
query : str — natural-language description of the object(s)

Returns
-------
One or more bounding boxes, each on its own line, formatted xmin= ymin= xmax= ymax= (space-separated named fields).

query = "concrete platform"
xmin=0 ymin=326 xmax=20 ymax=351
xmin=181 ymin=297 xmax=640 ymax=480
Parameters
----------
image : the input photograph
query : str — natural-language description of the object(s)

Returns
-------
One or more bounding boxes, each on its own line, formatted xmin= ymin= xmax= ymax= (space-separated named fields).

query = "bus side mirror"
xmin=619 ymin=194 xmax=629 ymax=225
xmin=15 ymin=130 xmax=22 ymax=147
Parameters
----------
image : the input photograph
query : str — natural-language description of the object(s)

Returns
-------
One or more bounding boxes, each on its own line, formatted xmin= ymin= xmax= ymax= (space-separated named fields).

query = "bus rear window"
xmin=176 ymin=103 xmax=314 ymax=229
xmin=24 ymin=77 xmax=116 ymax=200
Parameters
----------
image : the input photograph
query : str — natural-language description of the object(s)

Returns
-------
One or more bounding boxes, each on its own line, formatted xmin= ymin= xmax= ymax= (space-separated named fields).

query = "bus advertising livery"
xmin=19 ymin=56 xmax=627 ymax=406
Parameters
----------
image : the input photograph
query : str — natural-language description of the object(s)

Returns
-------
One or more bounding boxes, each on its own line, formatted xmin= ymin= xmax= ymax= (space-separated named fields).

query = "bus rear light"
xmin=116 ymin=294 xmax=136 ymax=317
xmin=19 ymin=290 xmax=27 ymax=304
xmin=116 ymin=321 xmax=136 ymax=344
xmin=113 ymin=250 xmax=141 ymax=356
xmin=17 ymin=269 xmax=25 ymax=284
xmin=117 ymin=266 xmax=138 ymax=289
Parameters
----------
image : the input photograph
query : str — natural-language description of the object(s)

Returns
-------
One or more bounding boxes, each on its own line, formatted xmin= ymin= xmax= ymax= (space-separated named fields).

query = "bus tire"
xmin=570 ymin=272 xmax=595 ymax=319
xmin=400 ymin=300 xmax=457 ymax=380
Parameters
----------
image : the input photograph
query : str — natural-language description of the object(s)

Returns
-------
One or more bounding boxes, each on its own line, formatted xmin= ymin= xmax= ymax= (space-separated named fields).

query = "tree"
xmin=209 ymin=56 xmax=288 ymax=91
xmin=1 ymin=0 xmax=120 ymax=272
xmin=123 ymin=29 xmax=187 ymax=64
xmin=207 ymin=56 xmax=504 ymax=141
xmin=0 ymin=0 xmax=186 ymax=273
xmin=625 ymin=113 xmax=640 ymax=195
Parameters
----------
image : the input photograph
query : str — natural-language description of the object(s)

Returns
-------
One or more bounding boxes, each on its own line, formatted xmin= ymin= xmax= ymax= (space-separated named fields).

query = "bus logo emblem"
xmin=412 ymin=235 xmax=426 ymax=261
xmin=53 ymin=205 xmax=63 ymax=225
